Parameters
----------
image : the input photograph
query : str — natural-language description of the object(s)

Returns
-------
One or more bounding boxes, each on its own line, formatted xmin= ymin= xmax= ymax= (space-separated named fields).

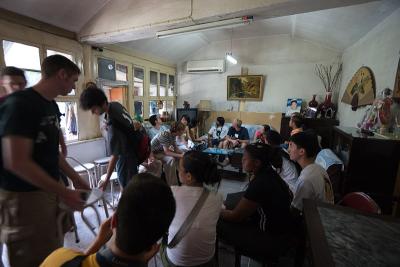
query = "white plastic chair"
xmin=99 ymin=172 xmax=121 ymax=208
xmin=66 ymin=156 xmax=97 ymax=188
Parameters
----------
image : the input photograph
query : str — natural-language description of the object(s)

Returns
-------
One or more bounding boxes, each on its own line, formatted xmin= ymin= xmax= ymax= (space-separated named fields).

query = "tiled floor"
xmin=1 ymin=173 xmax=297 ymax=267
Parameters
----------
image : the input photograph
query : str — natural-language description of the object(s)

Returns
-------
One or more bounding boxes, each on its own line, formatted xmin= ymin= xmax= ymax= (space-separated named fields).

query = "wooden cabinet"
xmin=332 ymin=126 xmax=400 ymax=215
xmin=280 ymin=114 xmax=339 ymax=148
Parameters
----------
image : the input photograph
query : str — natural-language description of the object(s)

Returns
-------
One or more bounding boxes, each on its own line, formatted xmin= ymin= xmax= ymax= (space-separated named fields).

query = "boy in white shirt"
xmin=288 ymin=131 xmax=334 ymax=212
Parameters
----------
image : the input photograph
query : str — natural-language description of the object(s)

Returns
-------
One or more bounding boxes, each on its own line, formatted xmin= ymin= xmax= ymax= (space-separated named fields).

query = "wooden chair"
xmin=338 ymin=192 xmax=381 ymax=214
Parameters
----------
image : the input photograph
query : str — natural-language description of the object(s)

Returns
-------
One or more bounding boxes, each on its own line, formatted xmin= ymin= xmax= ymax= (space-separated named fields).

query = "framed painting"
xmin=227 ymin=75 xmax=264 ymax=101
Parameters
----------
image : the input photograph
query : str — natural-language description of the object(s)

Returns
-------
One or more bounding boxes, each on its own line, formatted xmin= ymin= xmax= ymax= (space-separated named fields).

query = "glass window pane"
xmin=149 ymin=100 xmax=159 ymax=116
xmin=25 ymin=70 xmax=41 ymax=88
xmin=165 ymin=101 xmax=175 ymax=121
xmin=168 ymin=75 xmax=175 ymax=96
xmin=3 ymin=40 xmax=41 ymax=70
xmin=134 ymin=101 xmax=143 ymax=117
xmin=56 ymin=101 xmax=78 ymax=142
xmin=47 ymin=49 xmax=73 ymax=61
xmin=149 ymin=71 xmax=158 ymax=96
xmin=133 ymin=67 xmax=144 ymax=97
xmin=116 ymin=64 xmax=128 ymax=81
xmin=160 ymin=73 xmax=167 ymax=97
xmin=98 ymin=58 xmax=116 ymax=81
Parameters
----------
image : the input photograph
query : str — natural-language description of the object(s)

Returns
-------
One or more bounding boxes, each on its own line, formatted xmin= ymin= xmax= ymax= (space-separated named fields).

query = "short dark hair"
xmin=41 ymin=55 xmax=80 ymax=78
xmin=289 ymin=130 xmax=320 ymax=158
xmin=0 ymin=66 xmax=26 ymax=81
xmin=216 ymin=117 xmax=225 ymax=126
xmin=149 ymin=114 xmax=158 ymax=126
xmin=291 ymin=100 xmax=297 ymax=105
xmin=265 ymin=130 xmax=283 ymax=146
xmin=116 ymin=173 xmax=176 ymax=254
xmin=262 ymin=124 xmax=271 ymax=132
xmin=182 ymin=150 xmax=221 ymax=185
xmin=79 ymin=86 xmax=108 ymax=110
xmin=290 ymin=113 xmax=303 ymax=128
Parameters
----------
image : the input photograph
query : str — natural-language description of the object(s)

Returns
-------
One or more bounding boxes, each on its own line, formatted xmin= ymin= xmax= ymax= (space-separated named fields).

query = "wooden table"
xmin=303 ymin=199 xmax=400 ymax=267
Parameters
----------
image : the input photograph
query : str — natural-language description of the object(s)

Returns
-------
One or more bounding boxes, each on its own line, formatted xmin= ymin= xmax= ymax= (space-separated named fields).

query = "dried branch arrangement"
xmin=315 ymin=63 xmax=343 ymax=93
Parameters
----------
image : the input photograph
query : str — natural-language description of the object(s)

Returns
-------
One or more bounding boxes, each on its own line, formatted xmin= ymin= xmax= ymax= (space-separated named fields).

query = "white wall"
xmin=337 ymin=8 xmax=400 ymax=127
xmin=66 ymin=138 xmax=107 ymax=167
xmin=178 ymin=34 xmax=341 ymax=113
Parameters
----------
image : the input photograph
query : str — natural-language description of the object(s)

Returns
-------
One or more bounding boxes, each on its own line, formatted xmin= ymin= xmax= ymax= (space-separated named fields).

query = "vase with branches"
xmin=314 ymin=63 xmax=343 ymax=118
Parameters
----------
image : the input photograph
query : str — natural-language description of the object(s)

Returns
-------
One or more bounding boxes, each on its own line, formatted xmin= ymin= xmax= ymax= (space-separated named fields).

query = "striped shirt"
xmin=151 ymin=130 xmax=175 ymax=153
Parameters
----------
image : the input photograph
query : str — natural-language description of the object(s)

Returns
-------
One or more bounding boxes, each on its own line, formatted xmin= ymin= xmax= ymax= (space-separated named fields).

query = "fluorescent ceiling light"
xmin=226 ymin=52 xmax=237 ymax=65
xmin=156 ymin=16 xmax=253 ymax=38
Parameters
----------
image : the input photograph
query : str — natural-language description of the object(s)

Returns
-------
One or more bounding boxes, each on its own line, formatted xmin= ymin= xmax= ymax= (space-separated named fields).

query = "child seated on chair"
xmin=41 ymin=173 xmax=176 ymax=267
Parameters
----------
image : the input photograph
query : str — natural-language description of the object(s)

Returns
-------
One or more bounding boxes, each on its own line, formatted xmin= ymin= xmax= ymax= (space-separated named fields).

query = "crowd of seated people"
xmin=1 ymin=58 xmax=336 ymax=266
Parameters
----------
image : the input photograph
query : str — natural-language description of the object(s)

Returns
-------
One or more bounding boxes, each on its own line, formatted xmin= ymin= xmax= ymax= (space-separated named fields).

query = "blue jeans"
xmin=116 ymin=154 xmax=138 ymax=188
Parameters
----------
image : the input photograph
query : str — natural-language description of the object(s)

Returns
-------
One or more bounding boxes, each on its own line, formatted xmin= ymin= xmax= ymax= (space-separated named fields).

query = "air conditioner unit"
xmin=186 ymin=60 xmax=225 ymax=73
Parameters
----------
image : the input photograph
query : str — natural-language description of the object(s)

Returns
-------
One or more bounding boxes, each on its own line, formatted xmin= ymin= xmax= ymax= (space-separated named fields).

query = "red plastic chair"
xmin=338 ymin=192 xmax=381 ymax=214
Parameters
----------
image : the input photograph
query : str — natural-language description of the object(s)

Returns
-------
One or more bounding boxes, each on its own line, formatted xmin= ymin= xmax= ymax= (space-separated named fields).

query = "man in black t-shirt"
xmin=221 ymin=118 xmax=250 ymax=149
xmin=0 ymin=55 xmax=89 ymax=267
xmin=80 ymin=86 xmax=139 ymax=189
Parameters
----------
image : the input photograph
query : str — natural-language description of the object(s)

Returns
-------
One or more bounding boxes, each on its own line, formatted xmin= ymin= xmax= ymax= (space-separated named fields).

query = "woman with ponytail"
xmin=218 ymin=143 xmax=294 ymax=259
xmin=164 ymin=151 xmax=223 ymax=267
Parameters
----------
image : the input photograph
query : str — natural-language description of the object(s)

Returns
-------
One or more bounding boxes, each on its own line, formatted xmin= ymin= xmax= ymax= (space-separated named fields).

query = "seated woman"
xmin=151 ymin=122 xmax=186 ymax=185
xmin=207 ymin=116 xmax=229 ymax=147
xmin=264 ymin=130 xmax=300 ymax=193
xmin=220 ymin=118 xmax=249 ymax=149
xmin=176 ymin=115 xmax=192 ymax=151
xmin=253 ymin=124 xmax=271 ymax=143
xmin=218 ymin=143 xmax=294 ymax=259
xmin=163 ymin=151 xmax=223 ymax=267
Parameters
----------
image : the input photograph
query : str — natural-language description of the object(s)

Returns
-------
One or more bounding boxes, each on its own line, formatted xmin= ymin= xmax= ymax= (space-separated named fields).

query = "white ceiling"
xmin=0 ymin=0 xmax=399 ymax=64
xmin=118 ymin=0 xmax=400 ymax=63
xmin=0 ymin=0 xmax=111 ymax=32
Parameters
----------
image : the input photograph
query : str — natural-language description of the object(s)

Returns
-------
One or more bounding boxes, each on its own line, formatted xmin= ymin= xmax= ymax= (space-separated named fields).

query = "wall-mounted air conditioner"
xmin=186 ymin=59 xmax=225 ymax=73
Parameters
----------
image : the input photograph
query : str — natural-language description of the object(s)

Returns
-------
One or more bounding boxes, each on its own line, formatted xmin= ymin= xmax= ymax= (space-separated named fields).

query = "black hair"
xmin=290 ymin=99 xmax=298 ymax=105
xmin=41 ymin=55 xmax=80 ymax=78
xmin=189 ymin=118 xmax=197 ymax=129
xmin=216 ymin=117 xmax=225 ymax=127
xmin=180 ymin=114 xmax=190 ymax=125
xmin=244 ymin=143 xmax=283 ymax=172
xmin=79 ymin=86 xmax=108 ymax=110
xmin=262 ymin=124 xmax=271 ymax=132
xmin=116 ymin=173 xmax=176 ymax=254
xmin=182 ymin=150 xmax=221 ymax=185
xmin=290 ymin=113 xmax=304 ymax=128
xmin=289 ymin=130 xmax=320 ymax=158
xmin=149 ymin=114 xmax=158 ymax=126
xmin=0 ymin=66 xmax=26 ymax=81
xmin=264 ymin=130 xmax=283 ymax=146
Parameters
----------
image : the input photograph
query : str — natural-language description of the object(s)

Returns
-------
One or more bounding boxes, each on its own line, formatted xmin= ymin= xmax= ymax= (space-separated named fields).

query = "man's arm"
xmin=59 ymin=155 xmax=90 ymax=190
xmin=2 ymin=136 xmax=85 ymax=210
xmin=99 ymin=154 xmax=118 ymax=191
xmin=59 ymin=134 xmax=67 ymax=156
